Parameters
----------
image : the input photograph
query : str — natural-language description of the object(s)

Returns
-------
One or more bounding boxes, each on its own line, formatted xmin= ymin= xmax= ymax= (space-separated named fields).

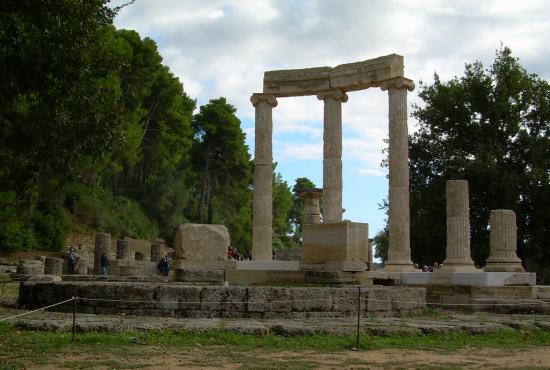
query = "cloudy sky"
xmin=113 ymin=0 xmax=550 ymax=236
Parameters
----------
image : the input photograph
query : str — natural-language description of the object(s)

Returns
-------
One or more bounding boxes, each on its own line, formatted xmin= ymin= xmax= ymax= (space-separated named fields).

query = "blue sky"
xmin=113 ymin=0 xmax=550 ymax=238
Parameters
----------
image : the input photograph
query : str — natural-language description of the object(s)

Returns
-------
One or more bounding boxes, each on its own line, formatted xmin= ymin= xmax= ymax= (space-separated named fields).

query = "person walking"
xmin=67 ymin=247 xmax=76 ymax=274
xmin=100 ymin=253 xmax=110 ymax=276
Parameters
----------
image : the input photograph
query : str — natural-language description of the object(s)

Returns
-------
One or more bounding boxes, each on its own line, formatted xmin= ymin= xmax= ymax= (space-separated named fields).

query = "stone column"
xmin=94 ymin=233 xmax=111 ymax=275
xmin=442 ymin=180 xmax=476 ymax=271
xmin=116 ymin=239 xmax=131 ymax=260
xmin=381 ymin=78 xmax=415 ymax=271
xmin=484 ymin=210 xmax=524 ymax=272
xmin=251 ymin=93 xmax=278 ymax=260
xmin=44 ymin=257 xmax=63 ymax=275
xmin=317 ymin=90 xmax=348 ymax=223
xmin=151 ymin=242 xmax=163 ymax=262
xmin=296 ymin=188 xmax=323 ymax=224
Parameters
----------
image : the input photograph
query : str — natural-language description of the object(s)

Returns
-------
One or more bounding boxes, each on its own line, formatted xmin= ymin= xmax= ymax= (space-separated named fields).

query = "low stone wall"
xmin=18 ymin=282 xmax=426 ymax=318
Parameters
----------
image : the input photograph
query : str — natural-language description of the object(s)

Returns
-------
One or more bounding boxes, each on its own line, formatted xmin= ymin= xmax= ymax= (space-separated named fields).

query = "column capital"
xmin=380 ymin=77 xmax=415 ymax=92
xmin=317 ymin=89 xmax=348 ymax=103
xmin=250 ymin=93 xmax=278 ymax=107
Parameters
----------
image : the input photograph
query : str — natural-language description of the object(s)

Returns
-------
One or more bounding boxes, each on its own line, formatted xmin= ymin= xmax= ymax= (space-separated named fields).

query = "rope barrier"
xmin=0 ymin=297 xmax=75 ymax=322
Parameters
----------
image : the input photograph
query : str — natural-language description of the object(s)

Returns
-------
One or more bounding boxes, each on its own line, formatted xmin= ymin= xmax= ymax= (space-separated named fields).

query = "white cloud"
xmin=112 ymin=0 xmax=550 ymax=230
xmin=358 ymin=168 xmax=386 ymax=177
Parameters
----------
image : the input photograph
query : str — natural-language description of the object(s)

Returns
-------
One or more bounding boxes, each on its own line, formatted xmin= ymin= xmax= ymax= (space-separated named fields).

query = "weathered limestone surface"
xmin=174 ymin=223 xmax=229 ymax=261
xmin=484 ymin=210 xmax=524 ymax=272
xmin=44 ymin=257 xmax=63 ymax=275
xmin=302 ymin=222 xmax=368 ymax=264
xmin=442 ymin=180 xmax=476 ymax=271
xmin=150 ymin=242 xmax=163 ymax=263
xmin=15 ymin=260 xmax=44 ymax=276
xmin=19 ymin=281 xmax=425 ymax=318
xmin=263 ymin=54 xmax=404 ymax=97
xmin=296 ymin=189 xmax=322 ymax=225
xmin=116 ymin=240 xmax=131 ymax=260
xmin=93 ymin=233 xmax=111 ymax=275
xmin=318 ymin=90 xmax=347 ymax=223
xmin=401 ymin=271 xmax=535 ymax=287
xmin=381 ymin=78 xmax=415 ymax=271
xmin=251 ymin=93 xmax=277 ymax=260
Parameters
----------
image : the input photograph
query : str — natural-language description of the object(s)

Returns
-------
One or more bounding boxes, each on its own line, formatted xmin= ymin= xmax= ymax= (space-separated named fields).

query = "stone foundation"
xmin=18 ymin=282 xmax=426 ymax=318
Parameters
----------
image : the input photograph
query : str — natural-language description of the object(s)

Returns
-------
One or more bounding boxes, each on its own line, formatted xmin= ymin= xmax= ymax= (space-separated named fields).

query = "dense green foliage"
xmin=375 ymin=47 xmax=550 ymax=275
xmin=288 ymin=177 xmax=317 ymax=245
xmin=0 ymin=1 xmax=303 ymax=252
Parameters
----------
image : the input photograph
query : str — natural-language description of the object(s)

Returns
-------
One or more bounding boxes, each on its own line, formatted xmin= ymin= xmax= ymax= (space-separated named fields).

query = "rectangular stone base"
xmin=226 ymin=269 xmax=373 ymax=286
xmin=401 ymin=272 xmax=536 ymax=287
xmin=300 ymin=261 xmax=367 ymax=272
xmin=302 ymin=222 xmax=368 ymax=264
xmin=233 ymin=261 xmax=300 ymax=271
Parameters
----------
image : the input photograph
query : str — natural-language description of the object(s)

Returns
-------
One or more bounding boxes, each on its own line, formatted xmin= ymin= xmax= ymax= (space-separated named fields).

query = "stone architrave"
xmin=116 ymin=239 xmax=131 ymax=260
xmin=317 ymin=90 xmax=348 ymax=223
xmin=150 ymin=242 xmax=163 ymax=262
xmin=174 ymin=223 xmax=230 ymax=262
xmin=93 ymin=233 xmax=111 ymax=275
xmin=44 ymin=257 xmax=63 ymax=275
xmin=442 ymin=180 xmax=476 ymax=271
xmin=296 ymin=188 xmax=323 ymax=224
xmin=484 ymin=210 xmax=524 ymax=272
xmin=251 ymin=93 xmax=277 ymax=260
xmin=380 ymin=77 xmax=415 ymax=272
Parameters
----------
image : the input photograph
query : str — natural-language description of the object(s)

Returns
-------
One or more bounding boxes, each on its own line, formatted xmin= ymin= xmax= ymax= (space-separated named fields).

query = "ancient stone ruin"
xmin=250 ymin=54 xmax=414 ymax=273
xmin=14 ymin=54 xmax=548 ymax=319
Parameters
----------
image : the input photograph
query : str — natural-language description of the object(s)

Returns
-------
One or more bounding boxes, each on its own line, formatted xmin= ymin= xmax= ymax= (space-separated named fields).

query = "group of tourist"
xmin=414 ymin=262 xmax=444 ymax=272
xmin=227 ymin=247 xmax=251 ymax=261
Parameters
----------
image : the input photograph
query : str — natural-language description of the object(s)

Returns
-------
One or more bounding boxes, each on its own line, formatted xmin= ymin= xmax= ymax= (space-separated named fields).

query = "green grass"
xmin=1 ymin=322 xmax=550 ymax=368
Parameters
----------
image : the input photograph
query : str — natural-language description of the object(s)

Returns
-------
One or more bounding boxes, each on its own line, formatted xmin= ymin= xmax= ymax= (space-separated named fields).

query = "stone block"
xmin=200 ymin=287 xmax=247 ymax=312
xmin=536 ymin=286 xmax=550 ymax=299
xmin=226 ymin=269 xmax=306 ymax=286
xmin=331 ymin=287 xmax=364 ymax=313
xmin=390 ymin=288 xmax=425 ymax=311
xmin=366 ymin=288 xmax=392 ymax=312
xmin=330 ymin=54 xmax=404 ymax=91
xmin=470 ymin=286 xmax=536 ymax=299
xmin=263 ymin=67 xmax=331 ymax=97
xmin=234 ymin=261 xmax=300 ymax=271
xmin=174 ymin=223 xmax=229 ymax=261
xmin=291 ymin=287 xmax=332 ymax=312
xmin=44 ymin=257 xmax=63 ymax=275
xmin=323 ymin=261 xmax=367 ymax=272
xmin=175 ymin=269 xmax=225 ymax=283
xmin=302 ymin=222 xmax=368 ymax=263
xmin=248 ymin=287 xmax=292 ymax=312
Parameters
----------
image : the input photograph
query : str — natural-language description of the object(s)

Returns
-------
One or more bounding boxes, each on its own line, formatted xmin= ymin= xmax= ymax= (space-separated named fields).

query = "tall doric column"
xmin=484 ymin=210 xmax=524 ymax=272
xmin=317 ymin=90 xmax=348 ymax=223
xmin=251 ymin=93 xmax=278 ymax=260
xmin=380 ymin=77 xmax=415 ymax=271
xmin=442 ymin=180 xmax=476 ymax=271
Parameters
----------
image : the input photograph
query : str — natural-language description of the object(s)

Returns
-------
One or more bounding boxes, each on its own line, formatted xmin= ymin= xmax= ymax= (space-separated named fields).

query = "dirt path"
xmin=33 ymin=345 xmax=550 ymax=369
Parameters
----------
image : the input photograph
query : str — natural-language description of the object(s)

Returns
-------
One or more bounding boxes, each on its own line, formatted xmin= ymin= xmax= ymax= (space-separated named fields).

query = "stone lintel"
xmin=263 ymin=54 xmax=406 ymax=97
xmin=263 ymin=67 xmax=331 ymax=97
xmin=330 ymin=54 xmax=404 ymax=91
